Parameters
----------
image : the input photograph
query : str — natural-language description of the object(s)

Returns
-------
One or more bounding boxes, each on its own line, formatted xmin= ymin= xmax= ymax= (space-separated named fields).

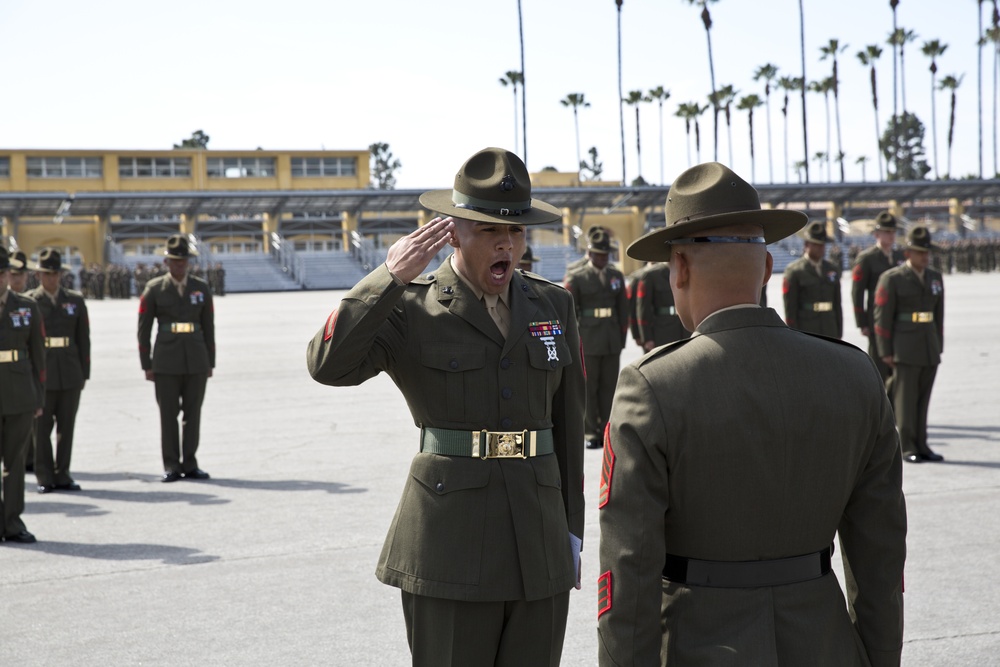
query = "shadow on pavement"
xmin=4 ymin=540 xmax=219 ymax=565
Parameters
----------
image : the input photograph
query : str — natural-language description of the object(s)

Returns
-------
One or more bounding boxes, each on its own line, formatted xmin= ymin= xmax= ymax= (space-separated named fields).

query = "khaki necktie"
xmin=483 ymin=294 xmax=508 ymax=338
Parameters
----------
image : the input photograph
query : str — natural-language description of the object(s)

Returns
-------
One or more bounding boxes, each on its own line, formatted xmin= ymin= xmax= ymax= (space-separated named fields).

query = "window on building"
xmin=0 ymin=157 xmax=9 ymax=177
xmin=206 ymin=157 xmax=276 ymax=178
xmin=291 ymin=156 xmax=357 ymax=177
xmin=119 ymin=157 xmax=192 ymax=178
xmin=26 ymin=156 xmax=103 ymax=178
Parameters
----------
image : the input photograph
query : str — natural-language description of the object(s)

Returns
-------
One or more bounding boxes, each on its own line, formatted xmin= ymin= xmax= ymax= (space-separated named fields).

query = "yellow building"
xmin=0 ymin=148 xmax=369 ymax=264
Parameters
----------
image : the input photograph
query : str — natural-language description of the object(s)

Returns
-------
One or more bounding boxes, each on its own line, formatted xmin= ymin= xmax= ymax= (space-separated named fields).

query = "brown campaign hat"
xmin=588 ymin=228 xmax=613 ymax=254
xmin=801 ymin=221 xmax=830 ymax=244
xmin=32 ymin=247 xmax=69 ymax=273
xmin=8 ymin=249 xmax=27 ymax=273
xmin=905 ymin=226 xmax=942 ymax=252
xmin=874 ymin=211 xmax=899 ymax=230
xmin=165 ymin=234 xmax=198 ymax=259
xmin=627 ymin=162 xmax=807 ymax=261
xmin=0 ymin=247 xmax=14 ymax=271
xmin=520 ymin=245 xmax=538 ymax=264
xmin=419 ymin=148 xmax=562 ymax=226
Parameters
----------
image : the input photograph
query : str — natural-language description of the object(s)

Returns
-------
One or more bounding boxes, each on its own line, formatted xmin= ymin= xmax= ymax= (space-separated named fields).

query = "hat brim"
xmin=30 ymin=263 xmax=71 ymax=273
xmin=165 ymin=251 xmax=198 ymax=259
xmin=626 ymin=209 xmax=807 ymax=261
xmin=906 ymin=243 xmax=942 ymax=253
xmin=419 ymin=190 xmax=562 ymax=225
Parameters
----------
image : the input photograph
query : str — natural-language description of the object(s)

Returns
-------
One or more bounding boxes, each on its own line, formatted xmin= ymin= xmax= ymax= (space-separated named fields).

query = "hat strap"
xmin=668 ymin=236 xmax=765 ymax=246
xmin=452 ymin=191 xmax=531 ymax=217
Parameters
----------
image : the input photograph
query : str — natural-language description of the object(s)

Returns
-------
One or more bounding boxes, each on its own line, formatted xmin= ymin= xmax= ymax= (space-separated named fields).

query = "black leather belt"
xmin=663 ymin=545 xmax=833 ymax=588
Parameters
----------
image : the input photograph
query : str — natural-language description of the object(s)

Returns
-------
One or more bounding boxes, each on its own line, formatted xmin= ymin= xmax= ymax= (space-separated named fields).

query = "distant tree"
xmin=939 ymin=73 xmax=964 ymax=178
xmin=499 ymin=71 xmax=524 ymax=152
xmin=793 ymin=159 xmax=807 ymax=183
xmin=753 ymin=63 xmax=779 ymax=182
xmin=857 ymin=45 xmax=885 ymax=180
xmin=683 ymin=0 xmax=721 ymax=160
xmin=623 ymin=89 xmax=651 ymax=181
xmin=889 ymin=27 xmax=919 ymax=114
xmin=813 ymin=151 xmax=828 ymax=182
xmin=808 ymin=77 xmax=835 ymax=180
xmin=736 ymin=94 xmax=763 ymax=182
xmin=173 ymin=130 xmax=210 ymax=149
xmin=710 ymin=84 xmax=738 ymax=166
xmin=580 ymin=146 xmax=604 ymax=181
xmin=777 ymin=76 xmax=803 ymax=182
xmin=648 ymin=85 xmax=671 ymax=184
xmin=675 ymin=101 xmax=709 ymax=166
xmin=560 ymin=93 xmax=591 ymax=178
xmin=880 ymin=111 xmax=932 ymax=180
xmin=369 ymin=142 xmax=402 ymax=190
xmin=921 ymin=39 xmax=948 ymax=178
xmin=984 ymin=24 xmax=1000 ymax=177
xmin=820 ymin=38 xmax=848 ymax=181
xmin=855 ymin=154 xmax=871 ymax=182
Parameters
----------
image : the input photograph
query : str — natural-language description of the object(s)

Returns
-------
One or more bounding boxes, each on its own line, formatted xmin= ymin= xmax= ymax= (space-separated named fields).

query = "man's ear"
xmin=763 ymin=251 xmax=774 ymax=286
xmin=672 ymin=252 xmax=689 ymax=288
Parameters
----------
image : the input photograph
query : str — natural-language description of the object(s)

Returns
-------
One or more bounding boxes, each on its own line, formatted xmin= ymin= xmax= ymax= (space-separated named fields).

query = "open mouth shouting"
xmin=490 ymin=259 xmax=511 ymax=285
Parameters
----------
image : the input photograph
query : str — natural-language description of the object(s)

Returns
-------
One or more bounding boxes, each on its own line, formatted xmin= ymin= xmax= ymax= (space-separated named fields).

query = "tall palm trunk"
xmin=890 ymin=0 xmax=899 ymax=176
xmin=798 ymin=0 xmax=810 ymax=183
xmin=616 ymin=0 xmax=626 ymax=185
xmin=517 ymin=0 xmax=527 ymax=164
xmin=978 ymin=0 xmax=985 ymax=178
xmin=833 ymin=60 xmax=845 ymax=182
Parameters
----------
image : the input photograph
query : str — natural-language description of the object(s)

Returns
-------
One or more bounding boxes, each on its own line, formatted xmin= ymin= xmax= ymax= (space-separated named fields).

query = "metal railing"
xmin=268 ymin=232 xmax=304 ymax=286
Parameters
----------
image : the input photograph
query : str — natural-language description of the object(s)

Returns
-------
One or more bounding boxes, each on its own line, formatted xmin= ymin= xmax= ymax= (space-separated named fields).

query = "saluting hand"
xmin=385 ymin=216 xmax=455 ymax=284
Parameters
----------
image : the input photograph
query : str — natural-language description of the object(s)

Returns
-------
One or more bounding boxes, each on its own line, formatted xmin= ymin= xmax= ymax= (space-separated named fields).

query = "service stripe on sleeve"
xmin=598 ymin=422 xmax=615 ymax=509
xmin=597 ymin=571 xmax=613 ymax=619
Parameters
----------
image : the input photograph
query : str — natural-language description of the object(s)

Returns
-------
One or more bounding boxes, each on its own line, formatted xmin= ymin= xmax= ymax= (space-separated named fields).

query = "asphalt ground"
xmin=3 ymin=270 xmax=999 ymax=666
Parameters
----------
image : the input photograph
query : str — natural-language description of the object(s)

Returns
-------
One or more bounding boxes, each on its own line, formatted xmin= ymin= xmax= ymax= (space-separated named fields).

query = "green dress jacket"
xmin=782 ymin=257 xmax=844 ymax=338
xmin=873 ymin=265 xmax=944 ymax=365
xmin=635 ymin=264 xmax=690 ymax=347
xmin=598 ymin=307 xmax=906 ymax=667
xmin=137 ymin=274 xmax=216 ymax=374
xmin=0 ymin=292 xmax=45 ymax=415
xmin=26 ymin=287 xmax=90 ymax=391
xmin=307 ymin=259 xmax=586 ymax=602
xmin=851 ymin=246 xmax=905 ymax=330
xmin=564 ymin=263 xmax=629 ymax=356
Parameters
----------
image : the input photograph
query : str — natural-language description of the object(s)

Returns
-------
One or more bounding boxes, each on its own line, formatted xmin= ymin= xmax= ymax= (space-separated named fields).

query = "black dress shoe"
xmin=586 ymin=440 xmax=603 ymax=449
xmin=903 ymin=454 xmax=922 ymax=463
xmin=37 ymin=485 xmax=56 ymax=494
xmin=921 ymin=452 xmax=945 ymax=462
xmin=161 ymin=471 xmax=182 ymax=483
xmin=25 ymin=463 xmax=34 ymax=473
xmin=6 ymin=530 xmax=37 ymax=544
xmin=184 ymin=468 xmax=210 ymax=480
xmin=55 ymin=482 xmax=82 ymax=491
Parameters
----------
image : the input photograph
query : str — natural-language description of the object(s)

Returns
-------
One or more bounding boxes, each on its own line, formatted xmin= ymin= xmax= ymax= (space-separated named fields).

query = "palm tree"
xmin=516 ymin=0 xmax=527 ymax=164
xmin=778 ymin=75 xmax=802 ymax=182
xmin=648 ymin=86 xmax=671 ymax=184
xmin=793 ymin=159 xmax=807 ymax=183
xmin=921 ymin=40 xmax=948 ymax=178
xmin=710 ymin=84 xmax=738 ymax=166
xmin=753 ymin=63 xmax=779 ymax=182
xmin=889 ymin=28 xmax=919 ymax=114
xmin=560 ymin=93 xmax=591 ymax=178
xmin=808 ymin=77 xmax=835 ymax=180
xmin=498 ymin=71 xmax=523 ymax=152
xmin=813 ymin=151 xmax=828 ymax=182
xmin=857 ymin=45 xmax=885 ymax=180
xmin=938 ymin=73 xmax=963 ymax=178
xmin=616 ymin=0 xmax=626 ymax=185
xmin=976 ymin=0 xmax=986 ymax=177
xmin=624 ymin=90 xmax=650 ymax=182
xmin=855 ymin=155 xmax=871 ymax=182
xmin=985 ymin=24 xmax=1000 ymax=176
xmin=675 ymin=101 xmax=708 ymax=165
xmin=820 ymin=39 xmax=848 ymax=182
xmin=889 ymin=1 xmax=900 ymax=156
xmin=798 ymin=0 xmax=810 ymax=182
xmin=684 ymin=0 xmax=720 ymax=160
xmin=736 ymin=94 xmax=763 ymax=181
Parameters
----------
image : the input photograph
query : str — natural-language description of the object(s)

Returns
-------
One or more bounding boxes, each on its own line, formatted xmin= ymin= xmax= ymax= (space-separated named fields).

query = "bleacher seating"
xmin=212 ymin=253 xmax=301 ymax=293
xmin=297 ymin=251 xmax=368 ymax=290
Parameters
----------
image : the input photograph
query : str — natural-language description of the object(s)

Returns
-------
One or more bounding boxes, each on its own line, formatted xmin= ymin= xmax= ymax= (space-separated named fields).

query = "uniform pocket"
xmin=420 ymin=343 xmax=486 ymax=422
xmin=384 ymin=454 xmax=492 ymax=585
xmin=530 ymin=457 xmax=572 ymax=580
xmin=525 ymin=336 xmax=573 ymax=419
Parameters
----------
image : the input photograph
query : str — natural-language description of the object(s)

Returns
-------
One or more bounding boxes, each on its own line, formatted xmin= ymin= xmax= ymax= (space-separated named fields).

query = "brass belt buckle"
xmin=482 ymin=430 xmax=528 ymax=459
xmin=172 ymin=322 xmax=195 ymax=333
xmin=913 ymin=312 xmax=933 ymax=323
xmin=0 ymin=350 xmax=17 ymax=363
xmin=596 ymin=307 xmax=612 ymax=318
xmin=813 ymin=302 xmax=833 ymax=312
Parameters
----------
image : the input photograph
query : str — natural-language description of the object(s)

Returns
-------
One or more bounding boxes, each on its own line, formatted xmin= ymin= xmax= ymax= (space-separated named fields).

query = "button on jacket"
xmin=307 ymin=260 xmax=586 ymax=603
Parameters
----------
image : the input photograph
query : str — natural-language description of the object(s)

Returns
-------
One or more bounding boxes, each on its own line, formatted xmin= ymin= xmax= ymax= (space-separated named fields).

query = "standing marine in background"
xmin=138 ymin=235 xmax=215 ymax=483
xmin=635 ymin=262 xmax=690 ymax=350
xmin=28 ymin=249 xmax=91 ymax=494
xmin=564 ymin=228 xmax=629 ymax=449
xmin=782 ymin=221 xmax=843 ymax=338
xmin=852 ymin=211 xmax=905 ymax=384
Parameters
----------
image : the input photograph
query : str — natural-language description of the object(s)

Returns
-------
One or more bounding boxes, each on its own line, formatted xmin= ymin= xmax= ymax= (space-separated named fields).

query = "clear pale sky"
xmin=1 ymin=0 xmax=992 ymax=188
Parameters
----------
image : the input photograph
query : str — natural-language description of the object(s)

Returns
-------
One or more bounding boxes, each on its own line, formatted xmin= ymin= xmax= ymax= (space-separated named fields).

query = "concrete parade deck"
xmin=3 ymin=271 xmax=999 ymax=666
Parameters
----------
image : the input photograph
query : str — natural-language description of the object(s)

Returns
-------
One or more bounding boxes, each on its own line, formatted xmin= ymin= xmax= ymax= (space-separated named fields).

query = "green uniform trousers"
xmin=34 ymin=388 xmax=82 ymax=487
xmin=154 ymin=373 xmax=208 ymax=474
xmin=401 ymin=590 xmax=570 ymax=667
xmin=892 ymin=363 xmax=938 ymax=458
xmin=1 ymin=411 xmax=34 ymax=537
xmin=584 ymin=353 xmax=620 ymax=444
